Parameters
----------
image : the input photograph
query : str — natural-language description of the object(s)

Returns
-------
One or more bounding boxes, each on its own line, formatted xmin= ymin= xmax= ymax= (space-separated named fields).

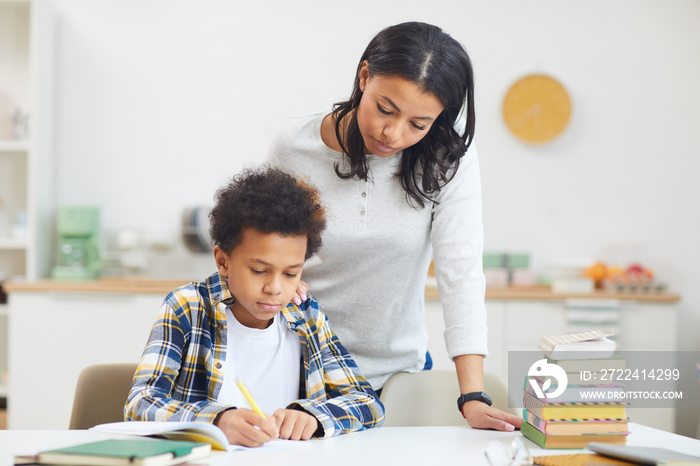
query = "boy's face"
xmin=214 ymin=228 xmax=307 ymax=329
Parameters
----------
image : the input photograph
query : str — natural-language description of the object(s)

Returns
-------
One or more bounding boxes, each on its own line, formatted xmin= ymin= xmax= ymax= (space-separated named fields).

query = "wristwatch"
xmin=457 ymin=391 xmax=493 ymax=415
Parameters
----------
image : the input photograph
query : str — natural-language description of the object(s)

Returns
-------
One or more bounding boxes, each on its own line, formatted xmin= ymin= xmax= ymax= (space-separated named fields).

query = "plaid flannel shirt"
xmin=125 ymin=271 xmax=384 ymax=438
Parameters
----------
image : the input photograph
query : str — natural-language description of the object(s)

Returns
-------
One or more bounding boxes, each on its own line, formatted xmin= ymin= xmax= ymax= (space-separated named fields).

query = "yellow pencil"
xmin=234 ymin=376 xmax=266 ymax=419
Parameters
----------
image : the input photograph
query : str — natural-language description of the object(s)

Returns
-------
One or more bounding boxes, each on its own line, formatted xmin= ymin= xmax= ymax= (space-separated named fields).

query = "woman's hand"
xmin=214 ymin=408 xmax=279 ymax=447
xmin=460 ymin=401 xmax=523 ymax=431
xmin=292 ymin=281 xmax=309 ymax=306
xmin=273 ymin=408 xmax=319 ymax=440
xmin=453 ymin=354 xmax=521 ymax=431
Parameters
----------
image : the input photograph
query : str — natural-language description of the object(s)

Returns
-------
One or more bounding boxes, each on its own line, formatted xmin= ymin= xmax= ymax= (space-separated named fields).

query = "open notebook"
xmin=91 ymin=421 xmax=309 ymax=452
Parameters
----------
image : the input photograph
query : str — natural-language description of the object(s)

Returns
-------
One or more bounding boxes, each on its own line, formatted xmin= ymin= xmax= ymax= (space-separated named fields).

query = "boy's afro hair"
xmin=209 ymin=165 xmax=327 ymax=259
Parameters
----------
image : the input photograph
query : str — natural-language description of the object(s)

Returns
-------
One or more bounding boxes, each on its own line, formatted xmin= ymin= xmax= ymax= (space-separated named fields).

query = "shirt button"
xmin=361 ymin=192 xmax=366 ymax=197
xmin=215 ymin=362 xmax=222 ymax=369
xmin=217 ymin=324 xmax=224 ymax=330
xmin=360 ymin=210 xmax=365 ymax=216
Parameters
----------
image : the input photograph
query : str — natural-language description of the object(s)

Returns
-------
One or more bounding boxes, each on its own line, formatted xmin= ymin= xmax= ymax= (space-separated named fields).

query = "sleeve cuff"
xmin=445 ymin=324 xmax=489 ymax=360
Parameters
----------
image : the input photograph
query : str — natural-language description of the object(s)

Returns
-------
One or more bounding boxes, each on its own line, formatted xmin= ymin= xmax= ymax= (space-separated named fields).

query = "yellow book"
xmin=523 ymin=391 xmax=626 ymax=421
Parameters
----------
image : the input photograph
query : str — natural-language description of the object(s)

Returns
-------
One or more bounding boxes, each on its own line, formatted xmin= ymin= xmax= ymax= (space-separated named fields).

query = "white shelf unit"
xmin=0 ymin=0 xmax=55 ymax=283
xmin=0 ymin=238 xmax=28 ymax=249
xmin=0 ymin=0 xmax=56 ymax=412
xmin=0 ymin=140 xmax=30 ymax=152
xmin=0 ymin=307 xmax=7 ymax=401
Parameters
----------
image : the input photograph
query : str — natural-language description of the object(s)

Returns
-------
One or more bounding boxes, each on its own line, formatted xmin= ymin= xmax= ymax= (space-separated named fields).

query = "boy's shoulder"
xmin=163 ymin=272 xmax=230 ymax=313
xmin=281 ymin=294 xmax=327 ymax=327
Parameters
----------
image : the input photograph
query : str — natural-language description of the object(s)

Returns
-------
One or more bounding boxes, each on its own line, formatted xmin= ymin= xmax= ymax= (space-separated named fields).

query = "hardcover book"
xmin=28 ymin=438 xmax=210 ymax=466
xmin=538 ymin=330 xmax=616 ymax=360
xmin=523 ymin=391 xmax=627 ymax=421
xmin=524 ymin=379 xmax=625 ymax=403
xmin=532 ymin=372 xmax=609 ymax=386
xmin=545 ymin=354 xmax=626 ymax=373
xmin=524 ymin=410 xmax=629 ymax=435
xmin=521 ymin=421 xmax=627 ymax=449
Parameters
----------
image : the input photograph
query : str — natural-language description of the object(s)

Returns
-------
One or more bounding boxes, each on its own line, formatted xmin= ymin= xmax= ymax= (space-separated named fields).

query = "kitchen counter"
xmin=426 ymin=284 xmax=680 ymax=303
xmin=4 ymin=278 xmax=681 ymax=303
xmin=3 ymin=277 xmax=192 ymax=295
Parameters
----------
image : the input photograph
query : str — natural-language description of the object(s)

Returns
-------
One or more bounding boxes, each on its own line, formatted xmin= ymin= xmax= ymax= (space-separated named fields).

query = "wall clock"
xmin=503 ymin=74 xmax=571 ymax=144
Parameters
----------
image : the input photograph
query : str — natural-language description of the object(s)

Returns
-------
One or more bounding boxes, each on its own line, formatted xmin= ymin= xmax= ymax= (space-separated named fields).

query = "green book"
xmin=521 ymin=421 xmax=627 ymax=450
xmin=34 ymin=438 xmax=211 ymax=466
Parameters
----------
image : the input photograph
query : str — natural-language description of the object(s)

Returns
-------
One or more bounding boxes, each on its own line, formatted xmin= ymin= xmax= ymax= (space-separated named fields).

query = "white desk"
xmin=1 ymin=424 xmax=699 ymax=466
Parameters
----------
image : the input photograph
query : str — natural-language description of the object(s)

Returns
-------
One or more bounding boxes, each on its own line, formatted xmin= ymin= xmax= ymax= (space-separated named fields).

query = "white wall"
xmin=48 ymin=0 xmax=700 ymax=435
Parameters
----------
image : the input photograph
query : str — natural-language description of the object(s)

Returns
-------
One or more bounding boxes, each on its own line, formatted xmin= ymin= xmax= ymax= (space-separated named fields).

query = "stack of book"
xmin=521 ymin=330 xmax=629 ymax=449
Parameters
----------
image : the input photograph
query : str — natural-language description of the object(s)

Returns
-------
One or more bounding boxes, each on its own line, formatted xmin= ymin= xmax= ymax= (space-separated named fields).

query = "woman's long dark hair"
xmin=332 ymin=22 xmax=475 ymax=208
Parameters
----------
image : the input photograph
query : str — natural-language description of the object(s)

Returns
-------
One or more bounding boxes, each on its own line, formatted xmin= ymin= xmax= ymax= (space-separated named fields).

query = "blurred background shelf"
xmin=0 ymin=0 xmax=55 ymax=283
xmin=0 ymin=140 xmax=29 ymax=152
xmin=0 ymin=238 xmax=28 ymax=250
xmin=0 ymin=0 xmax=56 ymax=432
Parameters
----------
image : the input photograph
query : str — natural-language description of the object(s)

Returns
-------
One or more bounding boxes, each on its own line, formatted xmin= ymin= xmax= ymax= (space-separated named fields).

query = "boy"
xmin=125 ymin=166 xmax=384 ymax=447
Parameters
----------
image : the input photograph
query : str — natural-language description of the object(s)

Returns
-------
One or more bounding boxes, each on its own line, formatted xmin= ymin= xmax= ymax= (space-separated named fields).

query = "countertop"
xmin=3 ymin=277 xmax=191 ymax=295
xmin=3 ymin=278 xmax=682 ymax=303
xmin=427 ymin=284 xmax=680 ymax=302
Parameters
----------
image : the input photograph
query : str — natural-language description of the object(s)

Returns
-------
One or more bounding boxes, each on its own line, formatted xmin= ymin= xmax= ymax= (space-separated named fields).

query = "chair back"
xmin=69 ymin=363 xmax=138 ymax=429
xmin=379 ymin=370 xmax=516 ymax=427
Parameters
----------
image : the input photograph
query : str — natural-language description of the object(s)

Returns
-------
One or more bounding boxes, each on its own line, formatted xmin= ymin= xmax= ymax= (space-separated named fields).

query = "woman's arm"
xmin=431 ymin=146 xmax=521 ymax=430
xmin=454 ymin=354 xmax=522 ymax=430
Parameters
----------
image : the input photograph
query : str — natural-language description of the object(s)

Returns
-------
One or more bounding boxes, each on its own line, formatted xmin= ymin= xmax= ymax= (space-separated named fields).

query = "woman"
xmin=267 ymin=21 xmax=521 ymax=431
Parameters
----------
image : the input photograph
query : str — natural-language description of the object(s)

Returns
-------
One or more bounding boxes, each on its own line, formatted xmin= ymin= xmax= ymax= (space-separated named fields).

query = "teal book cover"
xmin=37 ymin=438 xmax=211 ymax=466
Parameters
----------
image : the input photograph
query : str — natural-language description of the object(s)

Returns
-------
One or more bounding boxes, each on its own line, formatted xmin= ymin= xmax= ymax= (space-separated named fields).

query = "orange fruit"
xmin=583 ymin=262 xmax=607 ymax=285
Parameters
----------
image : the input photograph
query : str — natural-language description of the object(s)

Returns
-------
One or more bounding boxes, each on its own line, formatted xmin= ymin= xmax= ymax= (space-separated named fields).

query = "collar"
xmin=281 ymin=304 xmax=306 ymax=332
xmin=205 ymin=271 xmax=306 ymax=331
xmin=205 ymin=271 xmax=235 ymax=307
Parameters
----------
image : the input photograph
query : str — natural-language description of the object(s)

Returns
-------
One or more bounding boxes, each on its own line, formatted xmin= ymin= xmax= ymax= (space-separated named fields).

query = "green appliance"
xmin=51 ymin=206 xmax=102 ymax=280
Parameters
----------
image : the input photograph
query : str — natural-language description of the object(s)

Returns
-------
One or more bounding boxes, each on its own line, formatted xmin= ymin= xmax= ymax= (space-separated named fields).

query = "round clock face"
xmin=503 ymin=74 xmax=571 ymax=144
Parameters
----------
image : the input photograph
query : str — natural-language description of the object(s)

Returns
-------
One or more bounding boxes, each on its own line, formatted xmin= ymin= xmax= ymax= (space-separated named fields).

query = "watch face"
xmin=503 ymin=74 xmax=571 ymax=143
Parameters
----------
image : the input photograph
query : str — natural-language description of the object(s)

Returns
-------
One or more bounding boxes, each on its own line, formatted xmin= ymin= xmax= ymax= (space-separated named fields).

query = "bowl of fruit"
xmin=583 ymin=261 xmax=663 ymax=293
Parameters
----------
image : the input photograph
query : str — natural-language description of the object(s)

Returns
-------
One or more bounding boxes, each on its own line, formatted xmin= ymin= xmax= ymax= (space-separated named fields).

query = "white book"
xmin=91 ymin=421 xmax=232 ymax=452
xmin=538 ymin=330 xmax=616 ymax=360
xmin=91 ymin=421 xmax=309 ymax=452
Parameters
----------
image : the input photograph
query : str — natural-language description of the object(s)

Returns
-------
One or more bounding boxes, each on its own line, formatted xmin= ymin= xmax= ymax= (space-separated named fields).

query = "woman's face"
xmin=356 ymin=62 xmax=444 ymax=158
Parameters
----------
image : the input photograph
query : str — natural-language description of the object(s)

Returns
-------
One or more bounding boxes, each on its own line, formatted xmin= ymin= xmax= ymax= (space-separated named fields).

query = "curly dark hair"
xmin=332 ymin=21 xmax=475 ymax=208
xmin=209 ymin=166 xmax=326 ymax=259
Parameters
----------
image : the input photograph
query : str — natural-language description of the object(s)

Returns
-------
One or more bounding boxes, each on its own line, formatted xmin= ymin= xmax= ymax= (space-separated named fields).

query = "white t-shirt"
xmin=217 ymin=310 xmax=301 ymax=414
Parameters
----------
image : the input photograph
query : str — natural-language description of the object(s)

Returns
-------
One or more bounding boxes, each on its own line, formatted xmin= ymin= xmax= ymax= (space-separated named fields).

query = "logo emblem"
xmin=527 ymin=359 xmax=568 ymax=399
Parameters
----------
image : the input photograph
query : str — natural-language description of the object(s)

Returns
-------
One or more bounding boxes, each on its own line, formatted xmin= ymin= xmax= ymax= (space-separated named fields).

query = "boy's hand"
xmin=292 ymin=281 xmax=308 ymax=306
xmin=273 ymin=408 xmax=318 ymax=440
xmin=460 ymin=401 xmax=523 ymax=432
xmin=214 ymin=408 xmax=279 ymax=447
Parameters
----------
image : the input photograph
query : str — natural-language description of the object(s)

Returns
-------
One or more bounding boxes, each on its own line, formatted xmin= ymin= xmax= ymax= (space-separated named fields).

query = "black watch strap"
xmin=457 ymin=391 xmax=493 ymax=414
